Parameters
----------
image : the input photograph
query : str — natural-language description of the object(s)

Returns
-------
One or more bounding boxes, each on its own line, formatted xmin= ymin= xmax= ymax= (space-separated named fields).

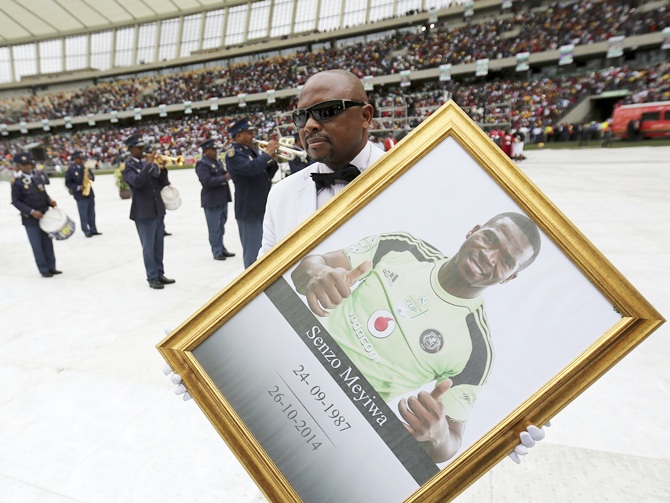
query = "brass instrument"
xmin=156 ymin=154 xmax=185 ymax=166
xmin=81 ymin=165 xmax=92 ymax=196
xmin=254 ymin=137 xmax=308 ymax=162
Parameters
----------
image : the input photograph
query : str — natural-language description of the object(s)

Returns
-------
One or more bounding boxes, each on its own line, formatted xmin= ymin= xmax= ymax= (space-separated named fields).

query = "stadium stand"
xmin=1 ymin=0 xmax=668 ymax=169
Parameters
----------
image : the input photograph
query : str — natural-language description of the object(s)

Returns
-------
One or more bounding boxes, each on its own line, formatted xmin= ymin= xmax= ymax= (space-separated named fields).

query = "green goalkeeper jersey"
xmin=320 ymin=232 xmax=493 ymax=422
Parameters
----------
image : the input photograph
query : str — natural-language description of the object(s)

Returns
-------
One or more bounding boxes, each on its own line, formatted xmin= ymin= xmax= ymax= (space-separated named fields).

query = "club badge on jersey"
xmin=419 ymin=329 xmax=444 ymax=353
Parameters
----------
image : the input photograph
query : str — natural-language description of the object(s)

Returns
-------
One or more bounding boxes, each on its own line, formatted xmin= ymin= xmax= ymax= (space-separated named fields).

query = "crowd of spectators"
xmin=0 ymin=0 xmax=667 ymax=125
xmin=617 ymin=63 xmax=670 ymax=104
xmin=0 ymin=110 xmax=280 ymax=169
xmin=2 ymin=60 xmax=668 ymax=170
xmin=367 ymin=62 xmax=670 ymax=129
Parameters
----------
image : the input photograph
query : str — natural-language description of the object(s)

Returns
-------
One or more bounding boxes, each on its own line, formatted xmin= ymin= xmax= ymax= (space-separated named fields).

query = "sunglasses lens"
xmin=312 ymin=102 xmax=345 ymax=121
xmin=292 ymin=101 xmax=360 ymax=127
xmin=292 ymin=110 xmax=307 ymax=127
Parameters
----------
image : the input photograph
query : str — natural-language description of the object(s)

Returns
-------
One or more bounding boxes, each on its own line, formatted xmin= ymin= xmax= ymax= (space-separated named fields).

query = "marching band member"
xmin=225 ymin=117 xmax=279 ymax=268
xmin=122 ymin=134 xmax=175 ymax=290
xmin=195 ymin=139 xmax=235 ymax=261
xmin=10 ymin=152 xmax=60 ymax=277
xmin=65 ymin=151 xmax=101 ymax=238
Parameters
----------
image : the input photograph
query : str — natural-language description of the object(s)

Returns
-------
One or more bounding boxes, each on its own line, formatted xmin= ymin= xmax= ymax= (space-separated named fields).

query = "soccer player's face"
xmin=456 ymin=218 xmax=533 ymax=288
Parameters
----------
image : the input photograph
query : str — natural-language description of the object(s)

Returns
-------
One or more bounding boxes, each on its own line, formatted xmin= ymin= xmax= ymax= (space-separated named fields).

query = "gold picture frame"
xmin=157 ymin=102 xmax=663 ymax=503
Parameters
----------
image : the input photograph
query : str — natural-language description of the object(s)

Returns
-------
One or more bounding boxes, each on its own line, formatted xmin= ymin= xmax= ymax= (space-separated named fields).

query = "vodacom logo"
xmin=367 ymin=310 xmax=396 ymax=338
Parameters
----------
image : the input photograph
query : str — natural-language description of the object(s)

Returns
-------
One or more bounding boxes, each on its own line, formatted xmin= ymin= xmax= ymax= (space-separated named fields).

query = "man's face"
xmin=453 ymin=217 xmax=533 ymax=288
xmin=204 ymin=147 xmax=217 ymax=160
xmin=235 ymin=129 xmax=255 ymax=148
xmin=130 ymin=146 xmax=144 ymax=158
xmin=17 ymin=162 xmax=32 ymax=174
xmin=297 ymin=74 xmax=373 ymax=170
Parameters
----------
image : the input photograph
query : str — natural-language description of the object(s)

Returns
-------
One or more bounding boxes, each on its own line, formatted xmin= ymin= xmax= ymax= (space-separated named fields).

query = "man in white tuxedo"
xmin=259 ymin=69 xmax=385 ymax=256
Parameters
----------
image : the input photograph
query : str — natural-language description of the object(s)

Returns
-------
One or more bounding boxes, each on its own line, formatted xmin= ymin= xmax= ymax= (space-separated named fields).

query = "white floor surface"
xmin=1 ymin=145 xmax=668 ymax=502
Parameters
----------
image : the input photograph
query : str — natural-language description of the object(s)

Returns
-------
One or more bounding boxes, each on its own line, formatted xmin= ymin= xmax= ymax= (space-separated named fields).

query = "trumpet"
xmin=254 ymin=137 xmax=308 ymax=162
xmin=156 ymin=154 xmax=185 ymax=166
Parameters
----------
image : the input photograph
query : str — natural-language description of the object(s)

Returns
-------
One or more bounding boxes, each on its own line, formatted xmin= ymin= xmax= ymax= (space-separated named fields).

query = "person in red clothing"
xmin=383 ymin=132 xmax=397 ymax=151
xmin=501 ymin=130 xmax=513 ymax=158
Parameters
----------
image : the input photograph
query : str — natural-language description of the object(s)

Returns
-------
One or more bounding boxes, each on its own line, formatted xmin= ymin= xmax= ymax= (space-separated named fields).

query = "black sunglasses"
xmin=292 ymin=99 xmax=367 ymax=128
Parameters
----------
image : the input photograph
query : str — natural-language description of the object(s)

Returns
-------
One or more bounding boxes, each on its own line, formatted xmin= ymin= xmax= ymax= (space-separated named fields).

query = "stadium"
xmin=1 ymin=0 xmax=669 ymax=502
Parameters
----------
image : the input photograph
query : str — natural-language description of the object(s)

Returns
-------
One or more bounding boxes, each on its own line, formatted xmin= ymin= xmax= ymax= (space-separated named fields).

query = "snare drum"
xmin=39 ymin=207 xmax=76 ymax=240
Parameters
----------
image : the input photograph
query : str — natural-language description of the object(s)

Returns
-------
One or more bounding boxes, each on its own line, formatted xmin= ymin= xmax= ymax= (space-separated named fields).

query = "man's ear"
xmin=500 ymin=273 xmax=518 ymax=284
xmin=466 ymin=224 xmax=482 ymax=239
xmin=361 ymin=104 xmax=374 ymax=129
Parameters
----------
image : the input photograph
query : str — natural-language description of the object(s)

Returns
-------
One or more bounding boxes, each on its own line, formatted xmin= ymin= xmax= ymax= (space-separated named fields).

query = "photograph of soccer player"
xmin=290 ymin=212 xmax=542 ymax=462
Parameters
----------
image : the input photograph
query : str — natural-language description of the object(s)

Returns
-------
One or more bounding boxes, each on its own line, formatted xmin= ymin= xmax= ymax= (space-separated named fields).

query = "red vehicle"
xmin=611 ymin=101 xmax=670 ymax=140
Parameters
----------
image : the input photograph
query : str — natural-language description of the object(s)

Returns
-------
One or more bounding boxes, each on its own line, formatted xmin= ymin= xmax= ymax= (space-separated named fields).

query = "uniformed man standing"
xmin=64 ymin=151 xmax=101 ymax=238
xmin=195 ymin=139 xmax=235 ymax=260
xmin=225 ymin=117 xmax=279 ymax=268
xmin=10 ymin=152 xmax=61 ymax=277
xmin=122 ymin=134 xmax=175 ymax=290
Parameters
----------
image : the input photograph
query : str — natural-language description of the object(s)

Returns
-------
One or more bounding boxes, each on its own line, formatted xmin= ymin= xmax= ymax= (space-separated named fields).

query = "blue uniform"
xmin=288 ymin=150 xmax=311 ymax=174
xmin=11 ymin=171 xmax=57 ymax=275
xmin=33 ymin=169 xmax=50 ymax=185
xmin=225 ymin=143 xmax=278 ymax=267
xmin=195 ymin=155 xmax=233 ymax=258
xmin=122 ymin=156 xmax=170 ymax=284
xmin=64 ymin=162 xmax=98 ymax=236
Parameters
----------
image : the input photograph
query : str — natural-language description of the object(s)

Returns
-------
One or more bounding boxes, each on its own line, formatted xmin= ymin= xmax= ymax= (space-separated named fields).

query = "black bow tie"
xmin=311 ymin=165 xmax=361 ymax=191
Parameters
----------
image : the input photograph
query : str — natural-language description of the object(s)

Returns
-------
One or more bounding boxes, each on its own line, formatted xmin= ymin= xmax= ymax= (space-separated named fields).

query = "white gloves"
xmin=162 ymin=363 xmax=192 ymax=401
xmin=162 ymin=327 xmax=192 ymax=401
xmin=508 ymin=422 xmax=550 ymax=464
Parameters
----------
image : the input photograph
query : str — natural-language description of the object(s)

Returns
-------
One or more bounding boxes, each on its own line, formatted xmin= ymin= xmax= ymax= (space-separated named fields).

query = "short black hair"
xmin=483 ymin=212 xmax=541 ymax=271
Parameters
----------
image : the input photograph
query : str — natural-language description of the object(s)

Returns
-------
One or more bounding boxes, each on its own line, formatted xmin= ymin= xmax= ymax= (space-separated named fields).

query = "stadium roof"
xmin=0 ymin=0 xmax=240 ymax=46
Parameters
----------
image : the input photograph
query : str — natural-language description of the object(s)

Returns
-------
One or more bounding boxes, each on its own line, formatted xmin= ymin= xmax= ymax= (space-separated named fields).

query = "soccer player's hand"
xmin=302 ymin=260 xmax=372 ymax=317
xmin=398 ymin=379 xmax=453 ymax=447
xmin=508 ymin=422 xmax=550 ymax=464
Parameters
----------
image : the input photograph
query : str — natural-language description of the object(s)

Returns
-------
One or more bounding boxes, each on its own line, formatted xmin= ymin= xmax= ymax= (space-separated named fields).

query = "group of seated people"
xmin=0 ymin=113 xmax=278 ymax=170
xmin=1 ymin=59 xmax=668 ymax=170
xmin=0 ymin=0 xmax=668 ymax=126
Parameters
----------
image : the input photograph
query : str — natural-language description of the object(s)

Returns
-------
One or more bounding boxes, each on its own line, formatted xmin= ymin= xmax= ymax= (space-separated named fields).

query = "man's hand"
xmin=398 ymin=379 xmax=461 ymax=462
xmin=162 ymin=363 xmax=192 ymax=401
xmin=293 ymin=257 xmax=372 ymax=317
xmin=161 ymin=328 xmax=192 ymax=401
xmin=264 ymin=139 xmax=279 ymax=159
xmin=508 ymin=422 xmax=550 ymax=464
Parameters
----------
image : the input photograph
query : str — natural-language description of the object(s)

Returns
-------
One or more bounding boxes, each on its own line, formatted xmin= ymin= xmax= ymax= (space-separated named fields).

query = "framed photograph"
xmin=157 ymin=102 xmax=663 ymax=503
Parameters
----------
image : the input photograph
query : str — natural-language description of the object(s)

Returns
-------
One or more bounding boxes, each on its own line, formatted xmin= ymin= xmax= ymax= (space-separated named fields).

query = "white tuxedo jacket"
xmin=259 ymin=142 xmax=385 ymax=257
